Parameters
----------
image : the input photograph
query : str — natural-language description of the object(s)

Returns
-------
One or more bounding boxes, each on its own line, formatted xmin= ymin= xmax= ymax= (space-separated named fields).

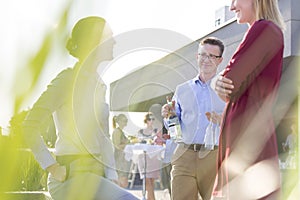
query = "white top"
xmin=23 ymin=66 xmax=117 ymax=180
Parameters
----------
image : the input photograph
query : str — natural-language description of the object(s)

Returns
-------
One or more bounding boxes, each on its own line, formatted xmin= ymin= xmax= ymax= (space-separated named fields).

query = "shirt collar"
xmin=193 ymin=74 xmax=216 ymax=87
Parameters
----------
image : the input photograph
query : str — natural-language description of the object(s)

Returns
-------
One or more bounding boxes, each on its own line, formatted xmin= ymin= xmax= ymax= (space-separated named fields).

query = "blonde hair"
xmin=112 ymin=114 xmax=127 ymax=128
xmin=254 ymin=0 xmax=285 ymax=30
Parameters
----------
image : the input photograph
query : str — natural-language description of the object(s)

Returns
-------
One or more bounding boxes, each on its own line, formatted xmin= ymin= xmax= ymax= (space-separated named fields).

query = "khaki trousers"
xmin=171 ymin=144 xmax=218 ymax=200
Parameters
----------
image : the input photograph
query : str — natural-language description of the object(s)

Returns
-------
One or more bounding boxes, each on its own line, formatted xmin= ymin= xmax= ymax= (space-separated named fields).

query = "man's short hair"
xmin=200 ymin=37 xmax=224 ymax=56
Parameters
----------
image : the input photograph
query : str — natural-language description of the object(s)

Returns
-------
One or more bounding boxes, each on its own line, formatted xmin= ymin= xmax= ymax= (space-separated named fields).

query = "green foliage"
xmin=18 ymin=149 xmax=48 ymax=191
xmin=12 ymin=0 xmax=72 ymax=115
xmin=0 ymin=134 xmax=47 ymax=193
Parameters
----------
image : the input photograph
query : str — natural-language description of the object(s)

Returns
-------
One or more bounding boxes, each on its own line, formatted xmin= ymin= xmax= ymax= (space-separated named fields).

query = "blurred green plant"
xmin=0 ymin=110 xmax=48 ymax=193
xmin=0 ymin=135 xmax=48 ymax=200
xmin=0 ymin=1 xmax=73 ymax=199
xmin=12 ymin=1 xmax=71 ymax=114
xmin=18 ymin=150 xmax=48 ymax=192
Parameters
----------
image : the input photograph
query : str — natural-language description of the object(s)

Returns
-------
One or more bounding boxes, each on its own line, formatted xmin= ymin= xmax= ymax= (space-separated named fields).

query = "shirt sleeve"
xmin=22 ymin=69 xmax=72 ymax=169
xmin=222 ymin=20 xmax=284 ymax=100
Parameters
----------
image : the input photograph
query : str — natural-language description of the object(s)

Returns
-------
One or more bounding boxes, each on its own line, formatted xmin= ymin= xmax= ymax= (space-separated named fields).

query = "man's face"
xmin=197 ymin=43 xmax=223 ymax=75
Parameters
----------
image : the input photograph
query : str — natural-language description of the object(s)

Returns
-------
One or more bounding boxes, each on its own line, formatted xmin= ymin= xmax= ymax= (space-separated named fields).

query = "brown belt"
xmin=183 ymin=143 xmax=218 ymax=151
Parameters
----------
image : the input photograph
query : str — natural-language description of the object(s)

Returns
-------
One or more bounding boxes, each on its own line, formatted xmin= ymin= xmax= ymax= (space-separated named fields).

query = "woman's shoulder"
xmin=113 ymin=127 xmax=123 ymax=135
xmin=252 ymin=19 xmax=282 ymax=35
xmin=243 ymin=19 xmax=283 ymax=46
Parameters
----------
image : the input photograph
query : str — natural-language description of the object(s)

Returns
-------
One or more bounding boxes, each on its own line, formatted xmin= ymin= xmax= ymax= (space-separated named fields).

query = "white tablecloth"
xmin=124 ymin=143 xmax=165 ymax=163
xmin=124 ymin=144 xmax=165 ymax=178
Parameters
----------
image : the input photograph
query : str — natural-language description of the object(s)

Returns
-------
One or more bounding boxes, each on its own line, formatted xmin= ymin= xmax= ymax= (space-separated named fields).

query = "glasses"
xmin=198 ymin=53 xmax=221 ymax=60
xmin=147 ymin=118 xmax=155 ymax=121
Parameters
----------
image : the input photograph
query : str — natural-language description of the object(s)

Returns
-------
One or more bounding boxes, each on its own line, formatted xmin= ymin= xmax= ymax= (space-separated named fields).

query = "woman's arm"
xmin=211 ymin=71 xmax=234 ymax=102
xmin=223 ymin=21 xmax=283 ymax=100
xmin=23 ymin=69 xmax=72 ymax=170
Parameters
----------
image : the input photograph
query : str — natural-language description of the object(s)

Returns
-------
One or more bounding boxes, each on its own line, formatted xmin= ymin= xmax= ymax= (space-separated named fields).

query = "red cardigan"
xmin=214 ymin=19 xmax=284 ymax=198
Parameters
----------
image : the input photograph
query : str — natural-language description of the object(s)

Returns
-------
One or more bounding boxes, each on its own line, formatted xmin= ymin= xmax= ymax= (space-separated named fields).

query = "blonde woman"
xmin=112 ymin=114 xmax=131 ymax=188
xmin=211 ymin=0 xmax=285 ymax=199
xmin=23 ymin=17 xmax=138 ymax=200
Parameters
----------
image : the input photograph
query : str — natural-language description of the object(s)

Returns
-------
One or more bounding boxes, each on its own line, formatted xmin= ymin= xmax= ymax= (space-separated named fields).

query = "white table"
xmin=124 ymin=143 xmax=165 ymax=164
xmin=124 ymin=143 xmax=165 ymax=199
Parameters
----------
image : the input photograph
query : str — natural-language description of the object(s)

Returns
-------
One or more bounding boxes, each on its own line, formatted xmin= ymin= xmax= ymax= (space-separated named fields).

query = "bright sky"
xmin=0 ymin=0 xmax=230 ymax=129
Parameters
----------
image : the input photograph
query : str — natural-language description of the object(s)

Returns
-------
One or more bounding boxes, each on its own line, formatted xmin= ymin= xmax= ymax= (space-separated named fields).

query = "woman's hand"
xmin=47 ymin=163 xmax=67 ymax=182
xmin=211 ymin=74 xmax=234 ymax=101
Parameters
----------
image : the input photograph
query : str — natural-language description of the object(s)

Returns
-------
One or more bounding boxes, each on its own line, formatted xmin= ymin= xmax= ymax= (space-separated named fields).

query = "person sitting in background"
xmin=112 ymin=114 xmax=131 ymax=188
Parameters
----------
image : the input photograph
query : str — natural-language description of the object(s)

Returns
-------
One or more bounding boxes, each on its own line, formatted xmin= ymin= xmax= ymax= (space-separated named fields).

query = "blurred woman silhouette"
xmin=23 ymin=16 xmax=138 ymax=200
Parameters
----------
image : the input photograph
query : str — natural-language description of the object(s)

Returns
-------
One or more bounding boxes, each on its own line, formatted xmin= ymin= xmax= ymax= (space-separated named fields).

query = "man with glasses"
xmin=161 ymin=37 xmax=225 ymax=200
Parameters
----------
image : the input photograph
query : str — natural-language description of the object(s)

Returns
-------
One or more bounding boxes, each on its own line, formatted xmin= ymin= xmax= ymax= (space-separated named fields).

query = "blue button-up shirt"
xmin=173 ymin=76 xmax=225 ymax=144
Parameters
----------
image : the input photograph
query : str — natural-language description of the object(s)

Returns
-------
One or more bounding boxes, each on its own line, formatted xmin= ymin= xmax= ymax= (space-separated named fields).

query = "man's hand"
xmin=205 ymin=111 xmax=222 ymax=125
